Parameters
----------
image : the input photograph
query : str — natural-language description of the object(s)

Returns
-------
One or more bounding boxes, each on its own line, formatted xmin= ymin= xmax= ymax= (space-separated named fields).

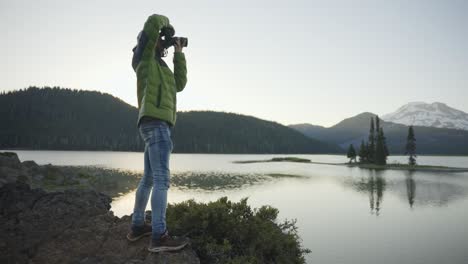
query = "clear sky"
xmin=1 ymin=0 xmax=467 ymax=127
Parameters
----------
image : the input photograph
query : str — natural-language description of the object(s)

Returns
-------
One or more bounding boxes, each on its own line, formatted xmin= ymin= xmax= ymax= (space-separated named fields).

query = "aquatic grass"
xmin=171 ymin=171 xmax=309 ymax=191
xmin=266 ymin=173 xmax=308 ymax=179
xmin=233 ymin=156 xmax=311 ymax=164
xmin=35 ymin=166 xmax=141 ymax=197
xmin=271 ymin=157 xmax=311 ymax=163
xmin=171 ymin=171 xmax=269 ymax=190
xmin=33 ymin=164 xmax=311 ymax=195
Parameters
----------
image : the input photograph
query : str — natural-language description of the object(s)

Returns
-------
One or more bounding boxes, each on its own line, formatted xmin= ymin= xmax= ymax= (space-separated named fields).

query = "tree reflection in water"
xmin=345 ymin=169 xmax=468 ymax=212
xmin=350 ymin=170 xmax=386 ymax=215
xmin=405 ymin=171 xmax=416 ymax=209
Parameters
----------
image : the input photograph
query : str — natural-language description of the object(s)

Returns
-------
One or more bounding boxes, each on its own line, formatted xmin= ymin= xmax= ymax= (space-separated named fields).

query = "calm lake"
xmin=7 ymin=150 xmax=468 ymax=264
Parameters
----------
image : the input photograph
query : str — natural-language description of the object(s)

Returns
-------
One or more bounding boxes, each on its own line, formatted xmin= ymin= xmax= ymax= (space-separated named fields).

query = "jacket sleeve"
xmin=173 ymin=52 xmax=187 ymax=92
xmin=132 ymin=14 xmax=170 ymax=71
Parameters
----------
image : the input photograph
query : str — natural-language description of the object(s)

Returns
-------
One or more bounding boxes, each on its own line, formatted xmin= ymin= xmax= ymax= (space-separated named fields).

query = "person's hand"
xmin=174 ymin=38 xmax=183 ymax=53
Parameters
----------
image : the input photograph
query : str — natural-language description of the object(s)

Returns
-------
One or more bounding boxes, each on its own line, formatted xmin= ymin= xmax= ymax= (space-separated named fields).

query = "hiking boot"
xmin=127 ymin=223 xmax=152 ymax=242
xmin=147 ymin=229 xmax=189 ymax=253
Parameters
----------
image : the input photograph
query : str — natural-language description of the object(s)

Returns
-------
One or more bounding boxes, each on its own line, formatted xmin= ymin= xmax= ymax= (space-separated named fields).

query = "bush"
xmin=166 ymin=197 xmax=310 ymax=263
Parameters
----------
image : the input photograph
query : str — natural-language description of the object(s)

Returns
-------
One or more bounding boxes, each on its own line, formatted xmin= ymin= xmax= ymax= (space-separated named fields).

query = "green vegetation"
xmin=172 ymin=172 xmax=266 ymax=190
xmin=171 ymin=171 xmax=307 ymax=190
xmin=166 ymin=197 xmax=310 ymax=263
xmin=0 ymin=86 xmax=341 ymax=154
xmin=375 ymin=127 xmax=389 ymax=165
xmin=234 ymin=157 xmax=312 ymax=164
xmin=355 ymin=115 xmax=389 ymax=165
xmin=406 ymin=126 xmax=417 ymax=165
xmin=271 ymin=157 xmax=311 ymax=163
xmin=34 ymin=166 xmax=309 ymax=194
xmin=347 ymin=144 xmax=357 ymax=163
xmin=266 ymin=173 xmax=308 ymax=179
xmin=0 ymin=87 xmax=143 ymax=151
xmin=33 ymin=166 xmax=141 ymax=197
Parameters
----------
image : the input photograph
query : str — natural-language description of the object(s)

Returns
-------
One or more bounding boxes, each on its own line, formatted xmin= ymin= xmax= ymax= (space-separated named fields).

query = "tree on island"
xmin=347 ymin=144 xmax=357 ymax=163
xmin=375 ymin=128 xmax=387 ymax=165
xmin=368 ymin=118 xmax=376 ymax=163
xmin=353 ymin=116 xmax=390 ymax=165
xmin=405 ymin=126 xmax=417 ymax=165
xmin=375 ymin=116 xmax=380 ymax=141
xmin=358 ymin=140 xmax=368 ymax=163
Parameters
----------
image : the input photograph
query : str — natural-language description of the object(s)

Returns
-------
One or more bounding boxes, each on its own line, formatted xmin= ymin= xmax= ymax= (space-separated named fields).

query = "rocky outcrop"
xmin=0 ymin=152 xmax=139 ymax=197
xmin=0 ymin=152 xmax=31 ymax=187
xmin=0 ymin=183 xmax=199 ymax=264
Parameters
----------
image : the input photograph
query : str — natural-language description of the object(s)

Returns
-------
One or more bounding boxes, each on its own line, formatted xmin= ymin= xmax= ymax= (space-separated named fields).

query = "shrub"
xmin=166 ymin=197 xmax=310 ymax=263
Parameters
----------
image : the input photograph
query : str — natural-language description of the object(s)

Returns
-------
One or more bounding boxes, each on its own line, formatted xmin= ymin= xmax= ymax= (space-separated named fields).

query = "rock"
xmin=0 ymin=183 xmax=200 ymax=264
xmin=0 ymin=152 xmax=21 ymax=169
xmin=22 ymin=160 xmax=39 ymax=168
xmin=0 ymin=152 xmax=34 ymax=188
xmin=0 ymin=166 xmax=30 ymax=188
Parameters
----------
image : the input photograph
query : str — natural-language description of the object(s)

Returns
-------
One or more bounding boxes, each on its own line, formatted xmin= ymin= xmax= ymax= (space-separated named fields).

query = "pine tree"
xmin=374 ymin=115 xmax=389 ymax=159
xmin=382 ymin=130 xmax=389 ymax=158
xmin=347 ymin=144 xmax=357 ymax=163
xmin=368 ymin=118 xmax=375 ymax=163
xmin=375 ymin=128 xmax=387 ymax=165
xmin=405 ymin=126 xmax=417 ymax=165
xmin=374 ymin=116 xmax=381 ymax=160
xmin=358 ymin=140 xmax=367 ymax=163
xmin=375 ymin=116 xmax=380 ymax=135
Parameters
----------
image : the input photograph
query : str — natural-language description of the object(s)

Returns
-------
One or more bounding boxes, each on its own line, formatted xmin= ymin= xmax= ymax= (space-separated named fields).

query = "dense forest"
xmin=0 ymin=87 xmax=341 ymax=154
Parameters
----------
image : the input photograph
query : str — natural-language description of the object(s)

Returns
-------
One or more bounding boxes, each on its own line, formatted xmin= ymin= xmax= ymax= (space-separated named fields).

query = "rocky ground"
xmin=0 ymin=152 xmax=140 ymax=197
xmin=0 ymin=152 xmax=200 ymax=263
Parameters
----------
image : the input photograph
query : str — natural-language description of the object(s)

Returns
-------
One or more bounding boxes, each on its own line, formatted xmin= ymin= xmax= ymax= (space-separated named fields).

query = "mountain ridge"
xmin=382 ymin=101 xmax=468 ymax=130
xmin=289 ymin=112 xmax=468 ymax=155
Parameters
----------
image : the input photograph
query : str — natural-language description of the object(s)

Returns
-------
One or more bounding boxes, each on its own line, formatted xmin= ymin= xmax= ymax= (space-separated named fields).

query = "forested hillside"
xmin=0 ymin=87 xmax=142 ymax=150
xmin=0 ymin=87 xmax=341 ymax=154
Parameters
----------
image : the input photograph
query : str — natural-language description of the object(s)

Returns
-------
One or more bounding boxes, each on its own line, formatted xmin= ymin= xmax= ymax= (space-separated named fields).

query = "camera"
xmin=160 ymin=26 xmax=188 ymax=49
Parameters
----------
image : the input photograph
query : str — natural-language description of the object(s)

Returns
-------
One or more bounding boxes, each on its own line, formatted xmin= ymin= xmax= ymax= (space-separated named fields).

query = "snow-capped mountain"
xmin=382 ymin=102 xmax=468 ymax=130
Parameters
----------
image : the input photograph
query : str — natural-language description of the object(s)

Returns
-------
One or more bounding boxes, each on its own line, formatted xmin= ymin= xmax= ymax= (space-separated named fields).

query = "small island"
xmin=233 ymin=156 xmax=468 ymax=173
xmin=234 ymin=116 xmax=468 ymax=173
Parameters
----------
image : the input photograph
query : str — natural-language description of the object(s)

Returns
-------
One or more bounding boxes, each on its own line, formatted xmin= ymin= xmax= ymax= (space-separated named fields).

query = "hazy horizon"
xmin=2 ymin=0 xmax=467 ymax=127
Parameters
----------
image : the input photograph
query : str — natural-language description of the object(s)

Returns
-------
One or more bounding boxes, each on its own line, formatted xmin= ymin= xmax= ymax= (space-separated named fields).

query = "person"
xmin=127 ymin=14 xmax=189 ymax=253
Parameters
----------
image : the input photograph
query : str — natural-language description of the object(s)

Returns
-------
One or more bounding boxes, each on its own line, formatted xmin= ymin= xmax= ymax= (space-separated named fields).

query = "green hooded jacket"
xmin=132 ymin=14 xmax=187 ymax=127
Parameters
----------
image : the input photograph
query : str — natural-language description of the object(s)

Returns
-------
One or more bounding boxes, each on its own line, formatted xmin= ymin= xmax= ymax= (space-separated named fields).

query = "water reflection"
xmin=347 ymin=171 xmax=386 ymax=215
xmin=344 ymin=170 xmax=468 ymax=213
xmin=405 ymin=172 xmax=416 ymax=208
xmin=397 ymin=177 xmax=467 ymax=207
xmin=370 ymin=172 xmax=386 ymax=215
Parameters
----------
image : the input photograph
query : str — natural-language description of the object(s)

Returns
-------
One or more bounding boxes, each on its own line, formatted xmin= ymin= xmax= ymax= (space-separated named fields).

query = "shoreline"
xmin=0 ymin=151 xmax=310 ymax=263
xmin=3 ymin=149 xmax=468 ymax=157
xmin=233 ymin=157 xmax=468 ymax=173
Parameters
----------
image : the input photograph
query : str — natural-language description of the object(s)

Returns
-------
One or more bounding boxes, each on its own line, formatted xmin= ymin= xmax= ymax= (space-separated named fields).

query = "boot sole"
xmin=147 ymin=242 xmax=188 ymax=253
xmin=126 ymin=231 xmax=152 ymax=242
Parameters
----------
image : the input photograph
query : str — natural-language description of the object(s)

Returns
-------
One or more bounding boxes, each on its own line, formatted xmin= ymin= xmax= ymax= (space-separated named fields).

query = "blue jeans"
xmin=131 ymin=119 xmax=173 ymax=238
